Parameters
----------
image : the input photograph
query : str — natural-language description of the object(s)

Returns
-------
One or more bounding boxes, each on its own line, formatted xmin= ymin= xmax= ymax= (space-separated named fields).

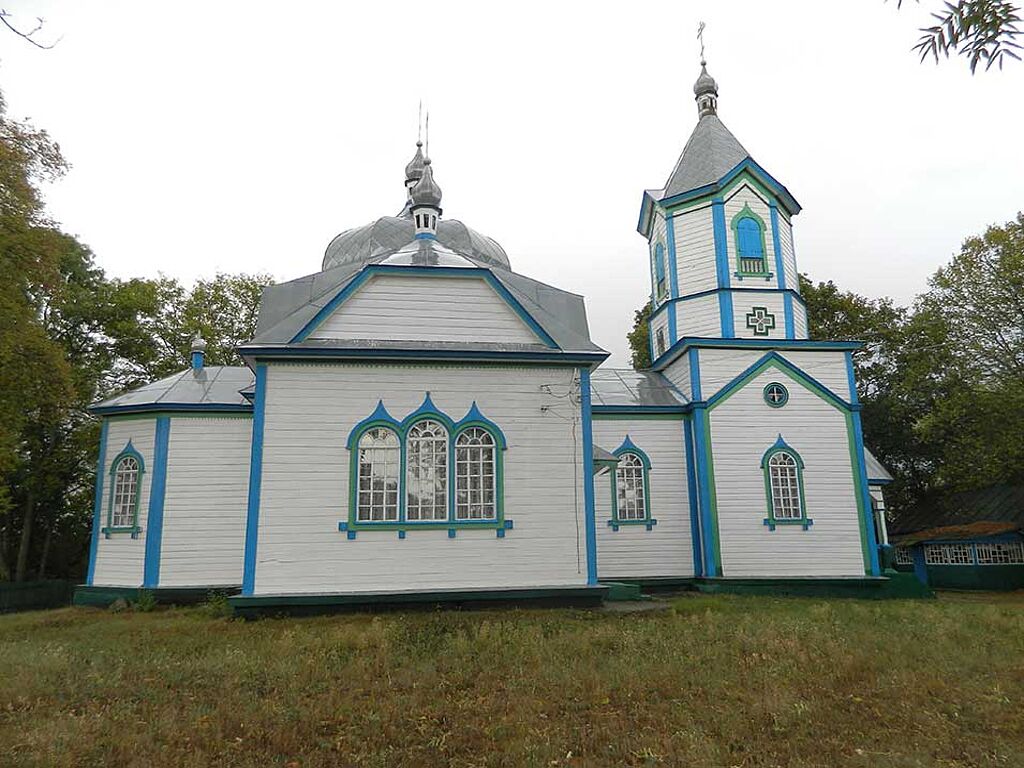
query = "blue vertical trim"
xmin=911 ymin=545 xmax=928 ymax=585
xmin=712 ymin=198 xmax=734 ymax=338
xmin=191 ymin=351 xmax=204 ymax=370
xmin=769 ymin=202 xmax=786 ymax=290
xmin=692 ymin=408 xmax=718 ymax=577
xmin=242 ymin=364 xmax=268 ymax=596
xmin=851 ymin=410 xmax=881 ymax=576
xmin=844 ymin=351 xmax=859 ymax=405
xmin=666 ymin=215 xmax=679 ymax=344
xmin=718 ymin=292 xmax=734 ymax=338
xmin=683 ymin=418 xmax=704 ymax=577
xmin=142 ymin=416 xmax=171 ymax=588
xmin=86 ymin=420 xmax=109 ymax=586
xmin=579 ymin=368 xmax=598 ymax=585
xmin=688 ymin=347 xmax=702 ymax=401
xmin=783 ymin=293 xmax=795 ymax=339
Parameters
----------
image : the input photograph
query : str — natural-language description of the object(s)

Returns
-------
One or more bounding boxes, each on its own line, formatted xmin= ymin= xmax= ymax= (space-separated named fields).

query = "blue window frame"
xmin=761 ymin=435 xmax=812 ymax=531
xmin=607 ymin=436 xmax=657 ymax=532
xmin=104 ymin=441 xmax=145 ymax=538
xmin=342 ymin=396 xmax=511 ymax=538
xmin=653 ymin=242 xmax=667 ymax=302
xmin=731 ymin=204 xmax=771 ymax=279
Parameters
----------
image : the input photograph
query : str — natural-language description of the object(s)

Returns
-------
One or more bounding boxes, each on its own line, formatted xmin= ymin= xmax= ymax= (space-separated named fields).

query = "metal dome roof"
xmin=693 ymin=63 xmax=718 ymax=96
xmin=410 ymin=158 xmax=443 ymax=208
xmin=322 ymin=210 xmax=511 ymax=271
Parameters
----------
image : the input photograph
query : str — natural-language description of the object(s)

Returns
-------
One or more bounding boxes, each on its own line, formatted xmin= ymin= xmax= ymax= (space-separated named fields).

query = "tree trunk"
xmin=15 ymin=491 xmax=34 ymax=582
xmin=37 ymin=526 xmax=52 ymax=580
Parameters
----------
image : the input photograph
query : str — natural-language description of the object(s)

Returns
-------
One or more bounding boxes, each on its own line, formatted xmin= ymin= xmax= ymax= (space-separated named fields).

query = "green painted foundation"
xmin=599 ymin=581 xmax=647 ymax=601
xmin=922 ymin=564 xmax=1024 ymax=591
xmin=693 ymin=574 xmax=933 ymax=599
xmin=229 ymin=585 xmax=609 ymax=618
xmin=73 ymin=585 xmax=240 ymax=607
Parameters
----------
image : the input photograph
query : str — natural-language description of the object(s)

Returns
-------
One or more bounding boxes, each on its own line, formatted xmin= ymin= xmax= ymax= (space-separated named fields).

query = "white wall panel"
xmin=593 ymin=419 xmax=694 ymax=579
xmin=92 ymin=419 xmax=156 ymax=587
xmin=254 ymin=363 xmax=589 ymax=594
xmin=673 ymin=205 xmax=718 ymax=296
xmin=159 ymin=417 xmax=251 ymax=587
xmin=309 ymin=274 xmax=542 ymax=345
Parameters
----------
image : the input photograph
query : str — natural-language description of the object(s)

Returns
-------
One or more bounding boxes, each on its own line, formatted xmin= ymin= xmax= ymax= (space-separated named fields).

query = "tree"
xmin=627 ymin=303 xmax=652 ymax=370
xmin=897 ymin=0 xmax=1022 ymax=72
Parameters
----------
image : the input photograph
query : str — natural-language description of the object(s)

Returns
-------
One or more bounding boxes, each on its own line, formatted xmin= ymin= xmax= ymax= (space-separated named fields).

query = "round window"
xmin=763 ymin=382 xmax=789 ymax=408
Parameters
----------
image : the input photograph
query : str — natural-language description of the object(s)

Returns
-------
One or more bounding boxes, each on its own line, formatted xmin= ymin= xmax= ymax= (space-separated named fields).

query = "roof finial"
xmin=693 ymin=23 xmax=719 ymax=118
xmin=425 ymin=111 xmax=430 ymax=159
xmin=418 ymin=100 xmax=422 ymax=144
xmin=698 ymin=21 xmax=706 ymax=66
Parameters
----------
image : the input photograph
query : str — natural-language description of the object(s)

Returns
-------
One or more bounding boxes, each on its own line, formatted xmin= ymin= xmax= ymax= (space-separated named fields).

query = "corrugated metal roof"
xmin=91 ymin=366 xmax=254 ymax=412
xmin=865 ymin=449 xmax=893 ymax=483
xmin=890 ymin=484 xmax=1024 ymax=537
xmin=590 ymin=369 xmax=688 ymax=407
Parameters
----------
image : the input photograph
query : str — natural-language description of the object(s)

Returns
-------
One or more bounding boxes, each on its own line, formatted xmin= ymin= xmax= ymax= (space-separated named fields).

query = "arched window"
xmin=110 ymin=455 xmax=141 ymax=529
xmin=356 ymin=427 xmax=400 ymax=522
xmin=406 ymin=419 xmax=448 ymax=521
xmin=767 ymin=452 xmax=801 ymax=520
xmin=615 ymin=453 xmax=647 ymax=521
xmin=736 ymin=217 xmax=765 ymax=274
xmin=455 ymin=427 xmax=496 ymax=520
xmin=653 ymin=243 xmax=667 ymax=301
xmin=761 ymin=437 xmax=812 ymax=530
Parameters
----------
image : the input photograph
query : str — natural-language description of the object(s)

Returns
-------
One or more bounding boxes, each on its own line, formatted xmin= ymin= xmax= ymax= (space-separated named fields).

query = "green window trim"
xmin=105 ymin=441 xmax=145 ymax=539
xmin=763 ymin=382 xmax=789 ymax=408
xmin=761 ymin=435 xmax=812 ymax=531
xmin=730 ymin=203 xmax=772 ymax=280
xmin=343 ymin=396 xmax=510 ymax=538
xmin=607 ymin=436 xmax=657 ymax=532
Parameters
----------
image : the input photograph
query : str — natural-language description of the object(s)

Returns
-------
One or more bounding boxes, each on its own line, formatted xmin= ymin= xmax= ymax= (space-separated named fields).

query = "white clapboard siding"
xmin=724 ymin=184 xmax=780 ymax=291
xmin=674 ymin=205 xmax=717 ymax=296
xmin=593 ymin=420 xmax=694 ymax=579
xmin=92 ymin=418 xmax=156 ymax=587
xmin=254 ymin=363 xmax=589 ymax=594
xmin=650 ymin=310 xmax=670 ymax=356
xmin=777 ymin=214 xmax=800 ymax=291
xmin=695 ymin=348 xmax=852 ymax=404
xmin=709 ymin=367 xmax=866 ymax=577
xmin=307 ymin=274 xmax=543 ymax=345
xmin=650 ymin=213 xmax=667 ymax=294
xmin=731 ymin=291 xmax=787 ymax=341
xmin=661 ymin=353 xmax=692 ymax=401
xmin=678 ymin=294 xmax=720 ymax=338
xmin=793 ymin=304 xmax=809 ymax=340
xmin=158 ymin=417 xmax=252 ymax=587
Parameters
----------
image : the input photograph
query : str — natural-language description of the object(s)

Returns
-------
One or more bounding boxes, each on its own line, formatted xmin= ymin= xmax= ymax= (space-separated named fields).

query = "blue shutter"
xmin=737 ymin=218 xmax=763 ymax=257
xmin=654 ymin=243 xmax=666 ymax=280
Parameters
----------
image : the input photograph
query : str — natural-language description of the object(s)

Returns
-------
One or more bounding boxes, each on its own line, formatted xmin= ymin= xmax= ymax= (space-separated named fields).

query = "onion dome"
xmin=410 ymin=158 xmax=443 ymax=209
xmin=693 ymin=62 xmax=719 ymax=118
xmin=404 ymin=141 xmax=426 ymax=184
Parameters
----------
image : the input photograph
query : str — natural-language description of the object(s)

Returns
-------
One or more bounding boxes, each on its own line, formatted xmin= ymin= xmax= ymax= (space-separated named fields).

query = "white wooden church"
xmin=78 ymin=61 xmax=896 ymax=611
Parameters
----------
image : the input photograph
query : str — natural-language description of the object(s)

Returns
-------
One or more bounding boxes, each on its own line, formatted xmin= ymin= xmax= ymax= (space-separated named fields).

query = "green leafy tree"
xmin=897 ymin=0 xmax=1022 ymax=71
xmin=627 ymin=303 xmax=652 ymax=370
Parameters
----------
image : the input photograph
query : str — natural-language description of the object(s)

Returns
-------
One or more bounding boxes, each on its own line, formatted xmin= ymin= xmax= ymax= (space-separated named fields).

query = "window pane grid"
xmin=406 ymin=420 xmax=448 ymax=522
xmin=616 ymin=453 xmax=646 ymax=521
xmin=455 ymin=428 xmax=496 ymax=520
xmin=924 ymin=543 xmax=974 ymax=565
xmin=111 ymin=457 xmax=139 ymax=528
xmin=357 ymin=428 xmax=400 ymax=522
xmin=768 ymin=452 xmax=801 ymax=520
xmin=894 ymin=547 xmax=913 ymax=565
xmin=976 ymin=541 xmax=1024 ymax=565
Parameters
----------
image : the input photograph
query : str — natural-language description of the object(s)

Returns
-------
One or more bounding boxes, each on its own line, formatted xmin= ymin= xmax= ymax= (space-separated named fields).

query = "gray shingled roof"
xmin=91 ymin=366 xmax=254 ymax=413
xmin=659 ymin=114 xmax=751 ymax=200
xmin=891 ymin=484 xmax=1024 ymax=540
xmin=590 ymin=369 xmax=688 ymax=407
xmin=246 ymin=240 xmax=605 ymax=355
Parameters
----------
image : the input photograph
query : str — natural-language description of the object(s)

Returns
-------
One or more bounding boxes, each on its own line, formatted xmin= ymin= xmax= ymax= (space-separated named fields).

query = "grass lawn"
xmin=2 ymin=593 xmax=1023 ymax=767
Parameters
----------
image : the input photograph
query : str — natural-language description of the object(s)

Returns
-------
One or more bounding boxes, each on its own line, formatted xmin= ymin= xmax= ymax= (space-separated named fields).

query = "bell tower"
xmin=638 ymin=57 xmax=808 ymax=361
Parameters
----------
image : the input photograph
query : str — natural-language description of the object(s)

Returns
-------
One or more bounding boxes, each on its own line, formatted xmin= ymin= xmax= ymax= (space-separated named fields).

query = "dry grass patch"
xmin=1 ymin=593 xmax=1023 ymax=767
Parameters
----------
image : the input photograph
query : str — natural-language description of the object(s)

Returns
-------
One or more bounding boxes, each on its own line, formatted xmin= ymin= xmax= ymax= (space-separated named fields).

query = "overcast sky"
xmin=3 ymin=1 xmax=1022 ymax=365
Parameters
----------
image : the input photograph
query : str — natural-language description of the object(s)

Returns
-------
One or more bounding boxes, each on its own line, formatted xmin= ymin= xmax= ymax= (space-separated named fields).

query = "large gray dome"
xmin=322 ymin=210 xmax=511 ymax=271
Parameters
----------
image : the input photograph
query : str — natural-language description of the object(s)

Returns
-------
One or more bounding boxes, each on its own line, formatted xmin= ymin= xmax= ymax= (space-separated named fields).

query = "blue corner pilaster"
xmin=712 ymin=198 xmax=734 ymax=338
xmin=851 ymin=410 xmax=881 ymax=576
xmin=242 ymin=364 xmax=268 ymax=596
xmin=86 ymin=419 xmax=110 ymax=586
xmin=666 ymin=214 xmax=679 ymax=344
xmin=769 ymin=202 xmax=787 ymax=290
xmin=688 ymin=347 xmax=702 ymax=401
xmin=579 ymin=368 xmax=598 ymax=585
xmin=911 ymin=545 xmax=929 ymax=585
xmin=683 ymin=418 xmax=704 ymax=577
xmin=692 ymin=407 xmax=719 ymax=576
xmin=142 ymin=416 xmax=171 ymax=588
